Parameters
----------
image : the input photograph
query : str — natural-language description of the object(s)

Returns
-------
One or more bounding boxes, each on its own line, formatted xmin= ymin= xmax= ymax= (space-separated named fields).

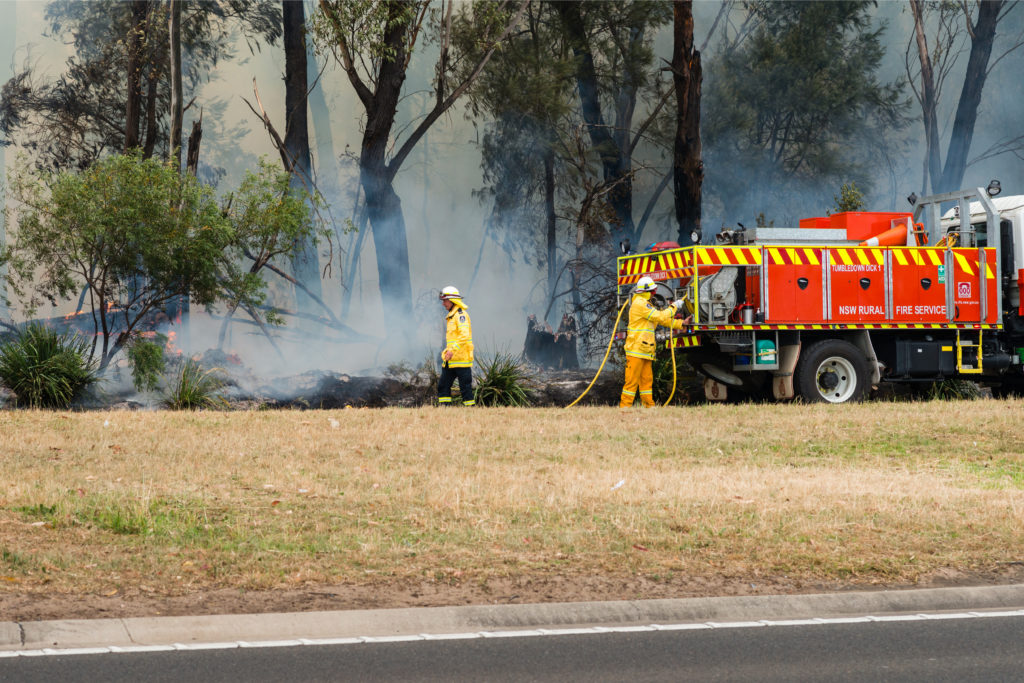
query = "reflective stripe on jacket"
xmin=444 ymin=305 xmax=474 ymax=367
xmin=624 ymin=293 xmax=683 ymax=361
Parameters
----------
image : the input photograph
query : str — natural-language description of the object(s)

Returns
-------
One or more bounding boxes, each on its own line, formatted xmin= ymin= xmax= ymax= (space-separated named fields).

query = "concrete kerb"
xmin=3 ymin=584 xmax=1024 ymax=651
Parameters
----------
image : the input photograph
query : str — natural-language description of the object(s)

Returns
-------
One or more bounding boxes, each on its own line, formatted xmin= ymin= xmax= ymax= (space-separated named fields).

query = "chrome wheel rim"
xmin=815 ymin=356 xmax=857 ymax=403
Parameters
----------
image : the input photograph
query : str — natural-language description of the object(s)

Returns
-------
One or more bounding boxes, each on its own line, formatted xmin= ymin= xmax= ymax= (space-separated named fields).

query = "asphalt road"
xmin=3 ymin=612 xmax=1024 ymax=682
xmin=4 ymin=585 xmax=1024 ymax=682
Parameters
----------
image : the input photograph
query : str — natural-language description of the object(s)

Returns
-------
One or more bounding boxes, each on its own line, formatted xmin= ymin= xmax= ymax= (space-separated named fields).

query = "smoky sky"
xmin=2 ymin=1 xmax=1023 ymax=375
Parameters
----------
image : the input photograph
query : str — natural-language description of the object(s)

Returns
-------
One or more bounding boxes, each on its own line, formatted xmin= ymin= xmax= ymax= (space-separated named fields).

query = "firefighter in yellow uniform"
xmin=438 ymin=286 xmax=476 ymax=406
xmin=620 ymin=276 xmax=690 ymax=408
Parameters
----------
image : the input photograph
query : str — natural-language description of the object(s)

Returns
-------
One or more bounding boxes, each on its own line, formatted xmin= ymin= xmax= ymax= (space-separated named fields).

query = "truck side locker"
xmin=949 ymin=247 xmax=986 ymax=322
xmin=762 ymin=247 xmax=825 ymax=322
xmin=889 ymin=247 xmax=948 ymax=323
xmin=827 ymin=246 xmax=886 ymax=323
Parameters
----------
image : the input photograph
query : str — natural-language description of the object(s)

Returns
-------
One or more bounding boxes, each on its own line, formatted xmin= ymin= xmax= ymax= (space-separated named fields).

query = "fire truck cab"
xmin=615 ymin=184 xmax=1024 ymax=403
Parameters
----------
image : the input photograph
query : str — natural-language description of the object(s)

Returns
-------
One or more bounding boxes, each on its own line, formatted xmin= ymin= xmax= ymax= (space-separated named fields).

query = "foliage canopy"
xmin=0 ymin=0 xmax=282 ymax=171
xmin=703 ymin=0 xmax=910 ymax=223
xmin=1 ymin=154 xmax=317 ymax=369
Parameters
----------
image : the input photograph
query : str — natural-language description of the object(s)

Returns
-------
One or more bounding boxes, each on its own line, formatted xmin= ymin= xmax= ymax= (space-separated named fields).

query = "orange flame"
xmin=165 ymin=330 xmax=183 ymax=357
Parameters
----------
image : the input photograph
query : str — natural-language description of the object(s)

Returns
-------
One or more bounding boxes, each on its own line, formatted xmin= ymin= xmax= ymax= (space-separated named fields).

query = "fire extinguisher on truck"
xmin=615 ymin=182 xmax=1024 ymax=403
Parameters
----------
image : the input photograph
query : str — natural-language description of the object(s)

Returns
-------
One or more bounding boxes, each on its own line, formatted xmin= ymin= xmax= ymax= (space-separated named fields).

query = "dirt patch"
xmin=5 ymin=565 xmax=1024 ymax=623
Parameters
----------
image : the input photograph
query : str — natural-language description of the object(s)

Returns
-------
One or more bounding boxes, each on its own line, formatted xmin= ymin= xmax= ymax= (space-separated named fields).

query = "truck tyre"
xmin=795 ymin=339 xmax=870 ymax=403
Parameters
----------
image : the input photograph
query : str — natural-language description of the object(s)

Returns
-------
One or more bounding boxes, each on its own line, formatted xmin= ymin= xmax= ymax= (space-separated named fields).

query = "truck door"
xmin=763 ymin=247 xmax=825 ymax=322
xmin=949 ymin=247 xmax=989 ymax=322
xmin=827 ymin=247 xmax=886 ymax=323
xmin=890 ymin=247 xmax=947 ymax=323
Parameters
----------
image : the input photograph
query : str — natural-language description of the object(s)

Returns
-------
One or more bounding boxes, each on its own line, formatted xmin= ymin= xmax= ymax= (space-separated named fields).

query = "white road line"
xmin=6 ymin=609 xmax=1024 ymax=658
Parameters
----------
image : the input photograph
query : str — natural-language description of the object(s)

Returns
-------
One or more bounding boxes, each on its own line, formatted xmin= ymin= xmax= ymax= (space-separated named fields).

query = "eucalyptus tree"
xmin=282 ymin=0 xmax=321 ymax=317
xmin=312 ymin=0 xmax=527 ymax=338
xmin=672 ymin=0 xmax=703 ymax=246
xmin=907 ymin=0 xmax=1023 ymax=193
xmin=459 ymin=1 xmax=575 ymax=322
xmin=553 ymin=1 xmax=673 ymax=250
xmin=465 ymin=1 xmax=676 ymax=334
xmin=0 ymin=155 xmax=320 ymax=370
xmin=0 ymin=0 xmax=282 ymax=171
xmin=702 ymin=0 xmax=910 ymax=223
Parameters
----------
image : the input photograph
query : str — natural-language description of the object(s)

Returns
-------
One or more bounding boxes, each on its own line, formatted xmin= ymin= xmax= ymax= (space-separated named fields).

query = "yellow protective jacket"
xmin=444 ymin=303 xmax=474 ymax=368
xmin=624 ymin=293 xmax=684 ymax=361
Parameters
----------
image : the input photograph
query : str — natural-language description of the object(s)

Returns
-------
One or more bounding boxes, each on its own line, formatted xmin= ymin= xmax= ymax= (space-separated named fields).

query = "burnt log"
xmin=524 ymin=314 xmax=578 ymax=370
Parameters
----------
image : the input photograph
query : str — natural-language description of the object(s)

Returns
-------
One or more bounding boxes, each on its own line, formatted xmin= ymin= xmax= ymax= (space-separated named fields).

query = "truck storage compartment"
xmin=894 ymin=339 xmax=955 ymax=377
xmin=827 ymin=247 xmax=887 ymax=323
xmin=763 ymin=247 xmax=824 ymax=322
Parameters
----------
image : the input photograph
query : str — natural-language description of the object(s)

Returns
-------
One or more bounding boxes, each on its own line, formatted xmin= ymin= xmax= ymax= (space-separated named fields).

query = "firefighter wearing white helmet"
xmin=438 ymin=286 xmax=475 ymax=406
xmin=620 ymin=276 xmax=690 ymax=408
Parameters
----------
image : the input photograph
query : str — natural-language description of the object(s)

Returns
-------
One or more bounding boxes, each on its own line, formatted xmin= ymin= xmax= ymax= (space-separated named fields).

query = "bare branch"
xmin=318 ymin=0 xmax=374 ymax=108
xmin=386 ymin=0 xmax=529 ymax=182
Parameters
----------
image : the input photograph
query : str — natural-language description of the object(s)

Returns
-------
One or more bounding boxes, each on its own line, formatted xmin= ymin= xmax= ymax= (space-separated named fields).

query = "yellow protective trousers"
xmin=620 ymin=356 xmax=655 ymax=408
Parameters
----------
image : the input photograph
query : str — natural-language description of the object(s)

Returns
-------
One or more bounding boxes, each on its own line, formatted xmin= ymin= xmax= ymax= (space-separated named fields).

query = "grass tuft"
xmin=0 ymin=322 xmax=99 ymax=408
xmin=473 ymin=352 xmax=534 ymax=406
xmin=163 ymin=359 xmax=227 ymax=410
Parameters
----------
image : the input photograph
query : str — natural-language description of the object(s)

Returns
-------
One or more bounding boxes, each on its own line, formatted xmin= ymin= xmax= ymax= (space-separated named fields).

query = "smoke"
xmin=4 ymin=0 xmax=1024 ymax=387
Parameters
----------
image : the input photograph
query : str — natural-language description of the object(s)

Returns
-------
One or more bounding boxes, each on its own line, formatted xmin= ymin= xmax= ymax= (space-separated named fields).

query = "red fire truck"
xmin=616 ymin=184 xmax=1024 ymax=403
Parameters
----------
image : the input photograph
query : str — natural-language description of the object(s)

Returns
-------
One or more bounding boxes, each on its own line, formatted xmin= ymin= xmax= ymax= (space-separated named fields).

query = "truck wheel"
xmin=795 ymin=340 xmax=870 ymax=403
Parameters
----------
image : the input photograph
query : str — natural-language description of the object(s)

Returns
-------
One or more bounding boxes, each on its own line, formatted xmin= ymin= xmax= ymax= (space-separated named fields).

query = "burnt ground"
xmin=5 ymin=565 xmax=1024 ymax=623
xmin=88 ymin=357 xmax=671 ymax=411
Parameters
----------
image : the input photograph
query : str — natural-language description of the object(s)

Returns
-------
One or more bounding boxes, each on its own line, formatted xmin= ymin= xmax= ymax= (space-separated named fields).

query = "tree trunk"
xmin=177 ymin=115 xmax=203 ymax=342
xmin=142 ymin=68 xmax=159 ymax=159
xmin=361 ymin=163 xmax=413 ymax=331
xmin=283 ymin=0 xmax=323 ymax=319
xmin=164 ymin=7 xmax=187 ymax=328
xmin=124 ymin=0 xmax=148 ymax=152
xmin=937 ymin=0 xmax=1003 ymax=193
xmin=544 ymin=144 xmax=557 ymax=327
xmin=555 ymin=1 xmax=635 ymax=246
xmin=357 ymin=6 xmax=414 ymax=332
xmin=185 ymin=116 xmax=202 ymax=174
xmin=321 ymin=0 xmax=525 ymax=338
xmin=169 ymin=0 xmax=183 ymax=170
xmin=909 ymin=0 xmax=942 ymax=193
xmin=523 ymin=314 xmax=578 ymax=370
xmin=305 ymin=1 xmax=338 ymax=176
xmin=672 ymin=0 xmax=702 ymax=246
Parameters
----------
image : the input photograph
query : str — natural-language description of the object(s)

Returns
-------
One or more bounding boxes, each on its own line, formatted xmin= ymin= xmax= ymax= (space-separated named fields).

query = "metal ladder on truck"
xmin=912 ymin=186 xmax=1000 ymax=378
xmin=956 ymin=329 xmax=983 ymax=373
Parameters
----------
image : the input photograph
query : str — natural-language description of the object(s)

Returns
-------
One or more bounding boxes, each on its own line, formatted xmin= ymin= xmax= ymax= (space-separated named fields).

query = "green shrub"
xmin=0 ymin=323 xmax=99 ymax=408
xmin=126 ymin=334 xmax=166 ymax=392
xmin=474 ymin=352 xmax=533 ymax=407
xmin=163 ymin=359 xmax=227 ymax=410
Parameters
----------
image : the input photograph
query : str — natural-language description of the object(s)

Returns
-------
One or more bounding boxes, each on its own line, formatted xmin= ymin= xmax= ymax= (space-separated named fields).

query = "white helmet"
xmin=439 ymin=285 xmax=461 ymax=300
xmin=635 ymin=276 xmax=657 ymax=292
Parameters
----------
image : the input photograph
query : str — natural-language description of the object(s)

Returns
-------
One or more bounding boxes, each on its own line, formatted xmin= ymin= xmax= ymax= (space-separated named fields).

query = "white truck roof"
xmin=941 ymin=194 xmax=1024 ymax=222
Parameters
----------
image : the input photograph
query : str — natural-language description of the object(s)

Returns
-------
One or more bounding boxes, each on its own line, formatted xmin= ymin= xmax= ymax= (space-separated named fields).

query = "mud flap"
xmin=772 ymin=343 xmax=801 ymax=399
xmin=852 ymin=329 xmax=882 ymax=387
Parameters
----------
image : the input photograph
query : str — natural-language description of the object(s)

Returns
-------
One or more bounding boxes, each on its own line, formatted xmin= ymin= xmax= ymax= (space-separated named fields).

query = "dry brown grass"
xmin=1 ymin=401 xmax=1022 ymax=598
